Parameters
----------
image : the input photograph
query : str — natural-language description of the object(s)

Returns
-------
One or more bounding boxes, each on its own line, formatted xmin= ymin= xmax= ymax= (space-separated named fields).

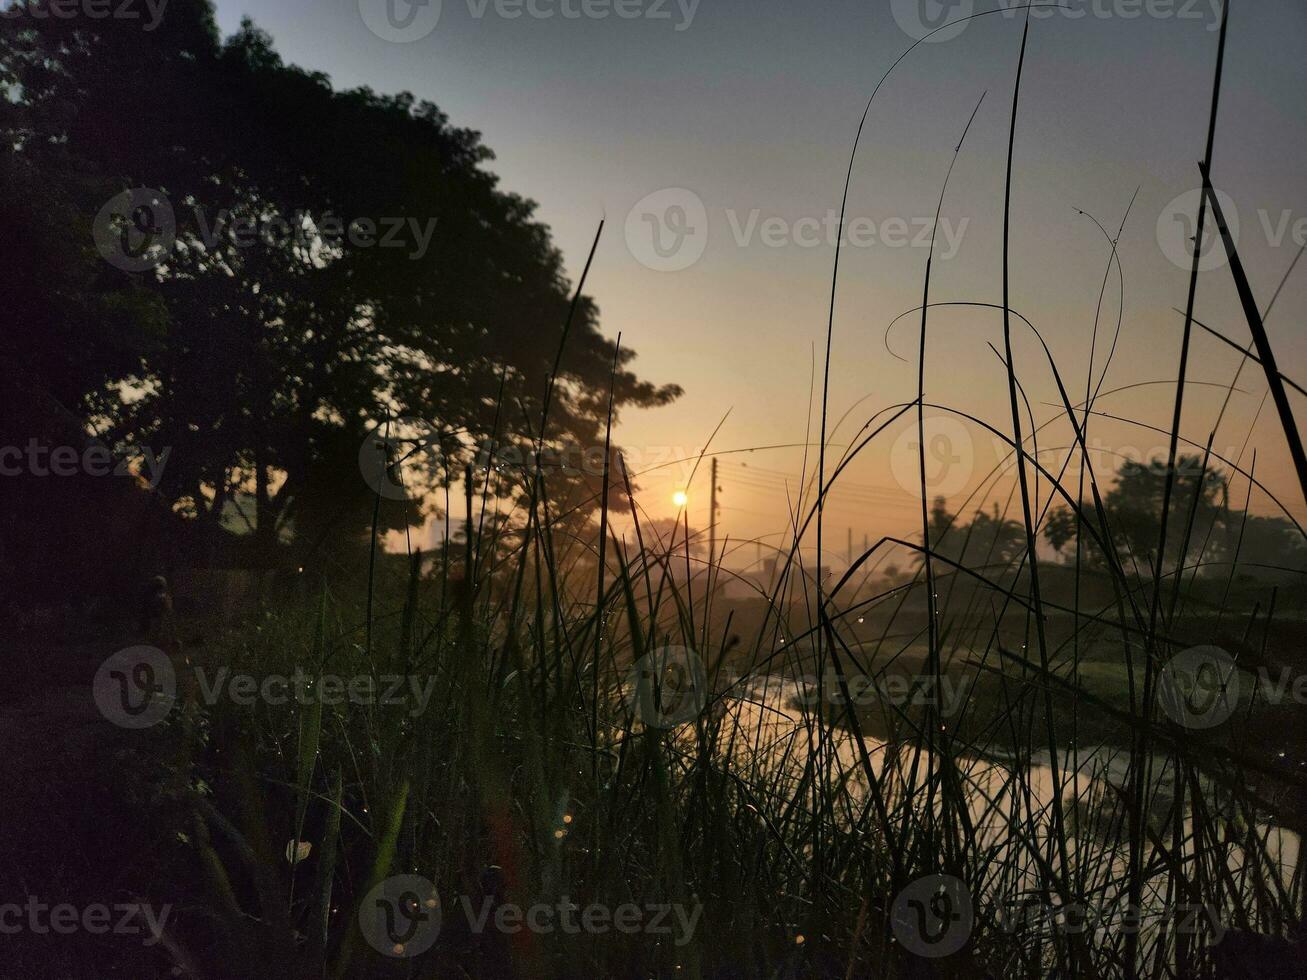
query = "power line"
xmin=724 ymin=469 xmax=914 ymax=505
xmin=720 ymin=461 xmax=907 ymax=499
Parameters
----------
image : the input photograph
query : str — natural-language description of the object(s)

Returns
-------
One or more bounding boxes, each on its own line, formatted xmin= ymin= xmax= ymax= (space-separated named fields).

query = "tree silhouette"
xmin=1039 ymin=456 xmax=1303 ymax=583
xmin=1 ymin=2 xmax=679 ymax=568
xmin=1103 ymin=456 xmax=1225 ymax=571
xmin=916 ymin=497 xmax=1026 ymax=572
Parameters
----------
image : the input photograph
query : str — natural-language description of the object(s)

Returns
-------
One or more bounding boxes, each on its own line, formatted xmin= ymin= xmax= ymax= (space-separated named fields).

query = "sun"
xmin=672 ymin=490 xmax=689 ymax=508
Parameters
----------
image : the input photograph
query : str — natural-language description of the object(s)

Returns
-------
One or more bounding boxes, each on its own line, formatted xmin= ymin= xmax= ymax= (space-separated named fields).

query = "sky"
xmin=212 ymin=0 xmax=1307 ymax=562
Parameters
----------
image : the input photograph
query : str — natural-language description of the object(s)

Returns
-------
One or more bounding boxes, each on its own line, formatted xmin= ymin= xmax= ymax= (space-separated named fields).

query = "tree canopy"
xmin=1 ymin=0 xmax=678 ymax=570
xmin=1041 ymin=456 xmax=1305 ymax=581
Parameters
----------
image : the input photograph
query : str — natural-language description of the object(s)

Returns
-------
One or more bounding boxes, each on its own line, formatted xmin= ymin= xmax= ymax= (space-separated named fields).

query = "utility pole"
xmin=708 ymin=456 xmax=720 ymax=570
xmin=464 ymin=463 xmax=475 ymax=578
xmin=847 ymin=527 xmax=853 ymax=567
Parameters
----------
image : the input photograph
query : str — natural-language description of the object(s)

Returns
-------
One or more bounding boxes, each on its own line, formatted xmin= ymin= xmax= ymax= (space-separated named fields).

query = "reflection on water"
xmin=707 ymin=674 xmax=1299 ymax=936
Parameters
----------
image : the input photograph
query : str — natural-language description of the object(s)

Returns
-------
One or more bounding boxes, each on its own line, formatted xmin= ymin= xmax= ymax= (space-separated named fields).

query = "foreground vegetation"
xmin=148 ymin=7 xmax=1307 ymax=978
xmin=4 ymin=2 xmax=1305 ymax=978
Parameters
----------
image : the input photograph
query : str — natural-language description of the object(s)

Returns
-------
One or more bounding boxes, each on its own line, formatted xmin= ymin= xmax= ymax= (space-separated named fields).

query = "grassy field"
xmin=7 ymin=4 xmax=1306 ymax=978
